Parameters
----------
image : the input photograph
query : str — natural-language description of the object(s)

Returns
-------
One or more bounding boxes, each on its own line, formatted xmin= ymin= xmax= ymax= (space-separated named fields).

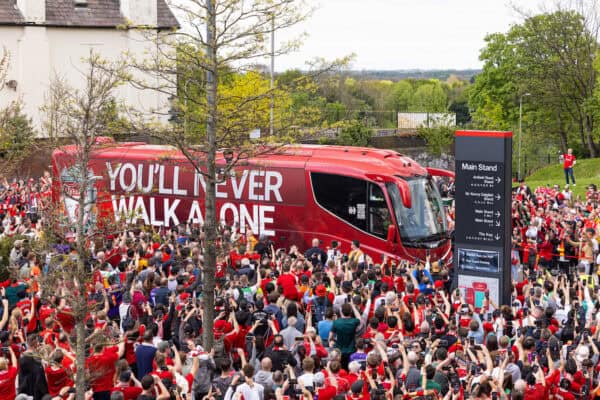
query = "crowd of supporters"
xmin=1 ymin=176 xmax=600 ymax=400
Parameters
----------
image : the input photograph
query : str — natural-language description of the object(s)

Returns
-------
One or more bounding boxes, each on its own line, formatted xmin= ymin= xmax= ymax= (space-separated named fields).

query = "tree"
xmin=333 ymin=120 xmax=371 ymax=146
xmin=0 ymin=48 xmax=37 ymax=171
xmin=418 ymin=123 xmax=455 ymax=156
xmin=409 ymin=81 xmax=448 ymax=113
xmin=0 ymin=102 xmax=36 ymax=162
xmin=128 ymin=0 xmax=311 ymax=351
xmin=39 ymin=52 xmax=128 ymax=400
xmin=386 ymin=80 xmax=413 ymax=113
xmin=470 ymin=8 xmax=600 ymax=157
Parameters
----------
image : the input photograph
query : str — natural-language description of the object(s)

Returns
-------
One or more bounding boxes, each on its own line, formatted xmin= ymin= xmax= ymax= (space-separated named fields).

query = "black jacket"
xmin=18 ymin=352 xmax=48 ymax=400
xmin=263 ymin=346 xmax=297 ymax=372
xmin=304 ymin=247 xmax=327 ymax=266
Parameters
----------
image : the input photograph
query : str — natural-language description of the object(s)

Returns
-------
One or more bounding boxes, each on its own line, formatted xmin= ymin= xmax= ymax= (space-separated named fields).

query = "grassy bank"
xmin=521 ymin=158 xmax=600 ymax=198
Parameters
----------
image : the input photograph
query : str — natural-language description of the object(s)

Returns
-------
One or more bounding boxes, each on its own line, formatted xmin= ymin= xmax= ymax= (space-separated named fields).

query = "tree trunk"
xmin=75 ymin=319 xmax=87 ymax=400
xmin=586 ymin=114 xmax=597 ymax=158
xmin=75 ymin=143 xmax=90 ymax=400
xmin=556 ymin=112 xmax=568 ymax=154
xmin=578 ymin=118 xmax=588 ymax=157
xmin=202 ymin=0 xmax=217 ymax=352
xmin=558 ymin=132 xmax=568 ymax=155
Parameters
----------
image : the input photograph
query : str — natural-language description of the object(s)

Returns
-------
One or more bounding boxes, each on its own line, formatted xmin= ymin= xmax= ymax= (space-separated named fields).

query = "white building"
xmin=0 ymin=0 xmax=179 ymax=136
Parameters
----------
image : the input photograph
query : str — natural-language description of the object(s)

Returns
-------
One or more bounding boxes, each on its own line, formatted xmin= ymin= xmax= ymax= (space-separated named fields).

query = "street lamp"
xmin=518 ymin=93 xmax=530 ymax=181
xmin=269 ymin=13 xmax=275 ymax=137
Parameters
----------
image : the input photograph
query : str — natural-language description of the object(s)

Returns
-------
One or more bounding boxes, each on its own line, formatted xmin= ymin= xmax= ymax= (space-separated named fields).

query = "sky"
xmin=274 ymin=0 xmax=545 ymax=71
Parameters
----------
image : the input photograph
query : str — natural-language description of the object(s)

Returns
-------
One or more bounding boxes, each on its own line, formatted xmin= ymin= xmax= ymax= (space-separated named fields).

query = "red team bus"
xmin=52 ymin=140 xmax=453 ymax=264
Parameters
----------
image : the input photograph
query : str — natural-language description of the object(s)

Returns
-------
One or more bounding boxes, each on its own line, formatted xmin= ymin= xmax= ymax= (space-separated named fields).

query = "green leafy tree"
xmin=409 ymin=81 xmax=448 ymax=112
xmin=0 ymin=102 xmax=36 ymax=161
xmin=470 ymin=9 xmax=599 ymax=157
xmin=418 ymin=123 xmax=455 ymax=155
xmin=128 ymin=0 xmax=314 ymax=352
xmin=333 ymin=120 xmax=371 ymax=146
xmin=386 ymin=80 xmax=413 ymax=113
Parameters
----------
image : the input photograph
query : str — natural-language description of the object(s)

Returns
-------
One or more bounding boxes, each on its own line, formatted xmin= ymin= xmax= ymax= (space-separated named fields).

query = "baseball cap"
xmin=315 ymin=284 xmax=327 ymax=297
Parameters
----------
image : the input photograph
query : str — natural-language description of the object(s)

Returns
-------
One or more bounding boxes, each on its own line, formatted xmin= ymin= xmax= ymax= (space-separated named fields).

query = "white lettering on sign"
xmin=107 ymin=163 xmax=121 ymax=191
xmin=265 ymin=171 xmax=283 ymax=202
xmin=137 ymin=163 xmax=155 ymax=193
xmin=119 ymin=163 xmax=136 ymax=192
xmin=188 ymin=200 xmax=204 ymax=225
xmin=158 ymin=165 xmax=172 ymax=195
xmin=149 ymin=197 xmax=163 ymax=226
xmin=105 ymin=161 xmax=287 ymax=236
xmin=249 ymin=170 xmax=264 ymax=201
xmin=164 ymin=198 xmax=180 ymax=226
xmin=232 ymin=170 xmax=249 ymax=199
xmin=260 ymin=205 xmax=275 ymax=236
xmin=173 ymin=166 xmax=187 ymax=196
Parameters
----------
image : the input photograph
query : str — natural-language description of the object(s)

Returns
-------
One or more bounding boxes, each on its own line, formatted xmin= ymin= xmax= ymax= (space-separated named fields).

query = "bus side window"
xmin=311 ymin=172 xmax=367 ymax=232
xmin=368 ymin=183 xmax=389 ymax=239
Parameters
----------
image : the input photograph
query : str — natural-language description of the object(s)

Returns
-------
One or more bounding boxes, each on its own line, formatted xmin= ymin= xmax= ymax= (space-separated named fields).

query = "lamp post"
xmin=269 ymin=13 xmax=275 ymax=137
xmin=518 ymin=93 xmax=530 ymax=181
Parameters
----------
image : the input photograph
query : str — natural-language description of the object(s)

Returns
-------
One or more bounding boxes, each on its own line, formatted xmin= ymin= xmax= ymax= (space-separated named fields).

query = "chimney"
xmin=16 ymin=0 xmax=46 ymax=23
xmin=120 ymin=0 xmax=157 ymax=27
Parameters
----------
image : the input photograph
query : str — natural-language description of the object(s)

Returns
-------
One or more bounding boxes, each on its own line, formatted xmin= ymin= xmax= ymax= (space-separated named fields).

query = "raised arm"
xmin=0 ymin=289 xmax=8 ymax=331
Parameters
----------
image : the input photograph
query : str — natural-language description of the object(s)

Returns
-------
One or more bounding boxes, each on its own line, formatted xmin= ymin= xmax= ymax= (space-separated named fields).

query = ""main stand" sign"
xmin=454 ymin=131 xmax=512 ymax=308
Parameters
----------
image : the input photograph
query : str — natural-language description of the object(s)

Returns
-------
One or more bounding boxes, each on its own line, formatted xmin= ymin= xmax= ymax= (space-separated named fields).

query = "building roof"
xmin=157 ymin=0 xmax=178 ymax=29
xmin=45 ymin=0 xmax=124 ymax=27
xmin=0 ymin=0 xmax=178 ymax=29
xmin=0 ymin=1 xmax=24 ymax=25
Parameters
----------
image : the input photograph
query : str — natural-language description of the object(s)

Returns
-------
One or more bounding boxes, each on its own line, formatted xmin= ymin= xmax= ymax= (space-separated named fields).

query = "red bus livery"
xmin=52 ymin=141 xmax=453 ymax=264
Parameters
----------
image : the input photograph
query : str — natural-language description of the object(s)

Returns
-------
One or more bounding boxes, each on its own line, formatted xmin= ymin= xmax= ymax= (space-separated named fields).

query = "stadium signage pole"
xmin=454 ymin=130 xmax=513 ymax=307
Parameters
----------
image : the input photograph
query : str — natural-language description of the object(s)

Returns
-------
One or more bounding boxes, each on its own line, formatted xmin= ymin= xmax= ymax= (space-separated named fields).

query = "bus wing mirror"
xmin=396 ymin=180 xmax=412 ymax=208
xmin=387 ymin=224 xmax=396 ymax=243
xmin=427 ymin=167 xmax=455 ymax=179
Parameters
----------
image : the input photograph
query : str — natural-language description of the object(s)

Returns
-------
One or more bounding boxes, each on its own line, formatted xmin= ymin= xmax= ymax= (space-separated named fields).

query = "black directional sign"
xmin=455 ymin=161 xmax=505 ymax=245
xmin=454 ymin=131 xmax=512 ymax=307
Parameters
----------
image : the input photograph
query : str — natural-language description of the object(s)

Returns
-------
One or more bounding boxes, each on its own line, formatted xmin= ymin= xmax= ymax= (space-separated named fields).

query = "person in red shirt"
xmin=552 ymin=379 xmax=576 ymax=400
xmin=0 ymin=347 xmax=17 ymax=400
xmin=45 ymin=350 xmax=74 ymax=397
xmin=111 ymin=370 xmax=144 ymax=400
xmin=85 ymin=341 xmax=125 ymax=398
xmin=523 ymin=369 xmax=548 ymax=400
xmin=315 ymin=371 xmax=337 ymax=400
xmin=276 ymin=263 xmax=299 ymax=301
xmin=563 ymin=148 xmax=576 ymax=186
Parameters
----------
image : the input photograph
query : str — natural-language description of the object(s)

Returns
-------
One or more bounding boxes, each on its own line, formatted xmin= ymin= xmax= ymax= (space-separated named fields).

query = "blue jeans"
xmin=564 ymin=167 xmax=575 ymax=184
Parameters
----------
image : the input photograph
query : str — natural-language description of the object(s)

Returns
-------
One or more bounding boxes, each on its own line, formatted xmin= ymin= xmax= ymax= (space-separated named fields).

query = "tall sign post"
xmin=454 ymin=131 xmax=512 ymax=307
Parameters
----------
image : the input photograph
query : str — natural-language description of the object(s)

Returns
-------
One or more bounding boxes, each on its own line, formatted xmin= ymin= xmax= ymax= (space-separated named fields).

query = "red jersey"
xmin=86 ymin=347 xmax=119 ymax=393
xmin=0 ymin=366 xmax=17 ymax=399
xmin=111 ymin=385 xmax=143 ymax=400
xmin=524 ymin=383 xmax=547 ymax=400
xmin=276 ymin=273 xmax=299 ymax=300
xmin=45 ymin=365 xmax=74 ymax=396
xmin=564 ymin=154 xmax=576 ymax=169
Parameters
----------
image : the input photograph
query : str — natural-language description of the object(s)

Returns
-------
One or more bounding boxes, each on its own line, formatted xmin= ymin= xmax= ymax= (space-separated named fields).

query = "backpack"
xmin=193 ymin=357 xmax=214 ymax=395
xmin=121 ymin=305 xmax=135 ymax=330
xmin=313 ymin=296 xmax=330 ymax=323
xmin=237 ymin=286 xmax=254 ymax=304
